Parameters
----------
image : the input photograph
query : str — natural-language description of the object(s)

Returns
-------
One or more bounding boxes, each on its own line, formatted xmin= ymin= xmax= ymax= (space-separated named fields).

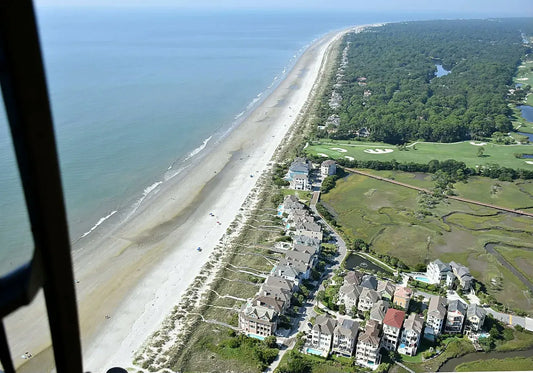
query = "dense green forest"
xmin=316 ymin=18 xmax=533 ymax=144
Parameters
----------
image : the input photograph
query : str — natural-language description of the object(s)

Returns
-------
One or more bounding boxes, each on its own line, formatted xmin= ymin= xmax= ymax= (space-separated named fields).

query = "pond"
xmin=517 ymin=131 xmax=533 ymax=142
xmin=344 ymin=253 xmax=390 ymax=275
xmin=435 ymin=64 xmax=451 ymax=78
xmin=518 ymin=105 xmax=533 ymax=123
xmin=439 ymin=346 xmax=533 ymax=371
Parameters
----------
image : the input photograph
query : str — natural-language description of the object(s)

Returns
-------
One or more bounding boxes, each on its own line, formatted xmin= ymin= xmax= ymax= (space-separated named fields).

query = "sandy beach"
xmin=6 ymin=25 xmax=362 ymax=373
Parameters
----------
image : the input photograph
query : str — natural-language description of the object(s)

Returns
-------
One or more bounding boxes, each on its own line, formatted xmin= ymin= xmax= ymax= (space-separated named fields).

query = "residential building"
xmin=445 ymin=299 xmax=468 ymax=334
xmin=320 ymin=160 xmax=337 ymax=177
xmin=398 ymin=313 xmax=424 ymax=356
xmin=377 ymin=280 xmax=395 ymax=301
xmin=356 ymin=320 xmax=382 ymax=369
xmin=338 ymin=284 xmax=363 ymax=313
xmin=450 ymin=261 xmax=473 ymax=291
xmin=239 ymin=301 xmax=278 ymax=337
xmin=272 ymin=263 xmax=300 ymax=285
xmin=293 ymin=235 xmax=322 ymax=249
xmin=295 ymin=221 xmax=323 ymax=241
xmin=310 ymin=315 xmax=337 ymax=355
xmin=360 ymin=275 xmax=378 ymax=290
xmin=290 ymin=174 xmax=309 ymax=190
xmin=358 ymin=288 xmax=381 ymax=313
xmin=382 ymin=309 xmax=405 ymax=351
xmin=393 ymin=286 xmax=413 ymax=310
xmin=344 ymin=270 xmax=363 ymax=286
xmin=287 ymin=157 xmax=311 ymax=181
xmin=278 ymin=258 xmax=311 ymax=280
xmin=370 ymin=300 xmax=389 ymax=324
xmin=332 ymin=318 xmax=359 ymax=356
xmin=425 ymin=295 xmax=447 ymax=338
xmin=427 ymin=259 xmax=452 ymax=284
xmin=466 ymin=304 xmax=486 ymax=332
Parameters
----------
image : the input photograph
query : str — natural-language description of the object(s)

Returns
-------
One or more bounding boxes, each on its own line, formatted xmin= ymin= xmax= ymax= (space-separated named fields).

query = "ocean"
xmin=0 ymin=7 xmax=452 ymax=275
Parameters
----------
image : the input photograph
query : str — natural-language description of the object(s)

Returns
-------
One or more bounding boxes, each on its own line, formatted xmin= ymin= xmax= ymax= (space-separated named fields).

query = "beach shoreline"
xmin=6 ymin=24 xmax=372 ymax=373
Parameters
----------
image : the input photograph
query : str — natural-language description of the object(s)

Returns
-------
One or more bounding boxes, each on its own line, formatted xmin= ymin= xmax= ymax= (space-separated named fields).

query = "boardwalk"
xmin=343 ymin=167 xmax=533 ymax=218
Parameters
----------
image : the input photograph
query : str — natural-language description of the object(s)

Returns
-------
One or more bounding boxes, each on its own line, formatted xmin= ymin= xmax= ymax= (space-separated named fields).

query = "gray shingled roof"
xmin=313 ymin=315 xmax=337 ymax=335
xmin=467 ymin=304 xmax=486 ymax=319
xmin=428 ymin=295 xmax=447 ymax=318
xmin=448 ymin=299 xmax=467 ymax=315
xmin=361 ymin=275 xmax=378 ymax=290
xmin=334 ymin=318 xmax=359 ymax=339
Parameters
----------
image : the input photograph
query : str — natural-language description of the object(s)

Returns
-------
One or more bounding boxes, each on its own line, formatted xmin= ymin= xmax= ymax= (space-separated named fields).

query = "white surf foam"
xmin=184 ymin=136 xmax=212 ymax=161
xmin=81 ymin=210 xmax=117 ymax=239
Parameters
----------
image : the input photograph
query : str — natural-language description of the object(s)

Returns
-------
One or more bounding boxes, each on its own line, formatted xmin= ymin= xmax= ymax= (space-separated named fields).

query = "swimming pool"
xmin=414 ymin=275 xmax=431 ymax=283
xmin=306 ymin=347 xmax=324 ymax=356
xmin=247 ymin=333 xmax=265 ymax=341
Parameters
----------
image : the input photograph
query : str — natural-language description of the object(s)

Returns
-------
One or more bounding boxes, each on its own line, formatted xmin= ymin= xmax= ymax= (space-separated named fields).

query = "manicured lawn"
xmin=306 ymin=139 xmax=533 ymax=170
xmin=456 ymin=356 xmax=533 ymax=371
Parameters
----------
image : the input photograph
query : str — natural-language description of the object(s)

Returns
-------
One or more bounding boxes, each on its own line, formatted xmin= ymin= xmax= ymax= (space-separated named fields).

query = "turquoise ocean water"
xmin=0 ymin=7 xmax=465 ymax=275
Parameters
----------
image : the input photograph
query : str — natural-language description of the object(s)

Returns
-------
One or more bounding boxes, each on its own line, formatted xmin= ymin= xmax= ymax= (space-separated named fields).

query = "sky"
xmin=36 ymin=0 xmax=533 ymax=16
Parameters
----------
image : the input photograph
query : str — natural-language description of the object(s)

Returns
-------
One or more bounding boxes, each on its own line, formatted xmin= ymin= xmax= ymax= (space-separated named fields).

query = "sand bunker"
xmin=470 ymin=141 xmax=487 ymax=146
xmin=345 ymin=156 xmax=354 ymax=161
xmin=318 ymin=153 xmax=329 ymax=157
xmin=364 ymin=148 xmax=393 ymax=154
xmin=330 ymin=147 xmax=347 ymax=153
xmin=526 ymin=161 xmax=533 ymax=165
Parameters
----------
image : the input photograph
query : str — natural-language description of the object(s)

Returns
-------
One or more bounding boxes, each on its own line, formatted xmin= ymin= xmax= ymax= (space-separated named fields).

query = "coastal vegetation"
xmin=455 ymin=356 xmax=533 ymax=372
xmin=315 ymin=19 xmax=533 ymax=144
xmin=320 ymin=170 xmax=533 ymax=313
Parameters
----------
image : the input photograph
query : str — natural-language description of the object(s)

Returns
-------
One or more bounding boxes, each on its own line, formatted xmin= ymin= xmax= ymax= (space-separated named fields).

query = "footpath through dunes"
xmin=342 ymin=166 xmax=533 ymax=218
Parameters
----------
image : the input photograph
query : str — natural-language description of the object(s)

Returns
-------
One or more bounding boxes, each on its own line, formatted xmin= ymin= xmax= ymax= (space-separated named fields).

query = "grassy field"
xmin=306 ymin=139 xmax=533 ymax=169
xmin=321 ymin=171 xmax=533 ymax=312
xmin=456 ymin=356 xmax=533 ymax=371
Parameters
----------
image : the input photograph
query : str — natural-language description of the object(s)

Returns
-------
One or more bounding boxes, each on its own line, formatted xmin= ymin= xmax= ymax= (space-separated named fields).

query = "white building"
xmin=320 ymin=160 xmax=337 ymax=177
xmin=355 ymin=320 xmax=382 ymax=370
xmin=309 ymin=315 xmax=337 ymax=355
xmin=332 ymin=318 xmax=359 ymax=356
xmin=382 ymin=308 xmax=405 ymax=351
xmin=427 ymin=259 xmax=452 ymax=285
xmin=425 ymin=295 xmax=447 ymax=339
xmin=466 ymin=304 xmax=486 ymax=332
xmin=398 ymin=313 xmax=424 ymax=356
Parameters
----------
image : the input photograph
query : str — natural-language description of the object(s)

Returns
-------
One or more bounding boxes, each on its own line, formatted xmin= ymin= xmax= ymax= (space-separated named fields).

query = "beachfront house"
xmin=309 ymin=315 xmax=337 ymax=355
xmin=332 ymin=318 xmax=359 ymax=357
xmin=286 ymin=157 xmax=311 ymax=181
xmin=427 ymin=259 xmax=452 ymax=285
xmin=466 ymin=304 xmax=486 ymax=332
xmin=393 ymin=286 xmax=413 ymax=310
xmin=290 ymin=174 xmax=310 ymax=190
xmin=320 ymin=160 xmax=336 ymax=177
xmin=355 ymin=320 xmax=382 ymax=369
xmin=358 ymin=288 xmax=381 ymax=313
xmin=338 ymin=284 xmax=363 ymax=313
xmin=445 ymin=299 xmax=468 ymax=334
xmin=382 ymin=308 xmax=405 ymax=351
xmin=272 ymin=263 xmax=300 ymax=286
xmin=398 ymin=313 xmax=424 ymax=356
xmin=239 ymin=301 xmax=278 ymax=338
xmin=295 ymin=221 xmax=323 ymax=241
xmin=425 ymin=295 xmax=447 ymax=339
xmin=369 ymin=300 xmax=389 ymax=324
xmin=450 ymin=261 xmax=473 ymax=291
